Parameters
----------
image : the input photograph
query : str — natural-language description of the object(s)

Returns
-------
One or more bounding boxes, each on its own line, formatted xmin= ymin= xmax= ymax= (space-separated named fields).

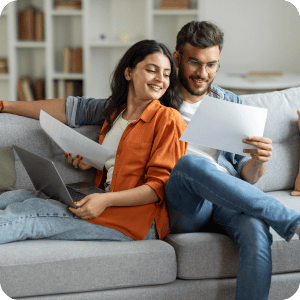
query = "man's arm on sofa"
xmin=1 ymin=99 xmax=67 ymax=123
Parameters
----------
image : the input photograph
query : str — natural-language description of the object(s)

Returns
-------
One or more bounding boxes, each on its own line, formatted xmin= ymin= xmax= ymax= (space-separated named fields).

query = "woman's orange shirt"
xmin=86 ymin=100 xmax=187 ymax=240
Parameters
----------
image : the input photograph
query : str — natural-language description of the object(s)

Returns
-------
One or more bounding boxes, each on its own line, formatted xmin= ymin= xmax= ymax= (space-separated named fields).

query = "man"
xmin=165 ymin=21 xmax=300 ymax=300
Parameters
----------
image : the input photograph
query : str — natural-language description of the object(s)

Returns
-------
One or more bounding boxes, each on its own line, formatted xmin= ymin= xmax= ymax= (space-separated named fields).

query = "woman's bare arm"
xmin=1 ymin=99 xmax=67 ymax=123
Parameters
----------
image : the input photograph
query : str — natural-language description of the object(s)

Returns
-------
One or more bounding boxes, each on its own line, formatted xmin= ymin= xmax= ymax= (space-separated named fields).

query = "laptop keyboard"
xmin=66 ymin=186 xmax=85 ymax=202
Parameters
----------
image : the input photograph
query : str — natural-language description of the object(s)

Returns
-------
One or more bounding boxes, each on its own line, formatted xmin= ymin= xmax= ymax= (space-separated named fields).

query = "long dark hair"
xmin=101 ymin=40 xmax=182 ymax=133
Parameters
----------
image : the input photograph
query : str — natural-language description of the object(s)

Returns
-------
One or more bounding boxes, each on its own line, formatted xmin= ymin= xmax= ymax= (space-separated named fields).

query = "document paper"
xmin=180 ymin=96 xmax=268 ymax=156
xmin=39 ymin=110 xmax=109 ymax=170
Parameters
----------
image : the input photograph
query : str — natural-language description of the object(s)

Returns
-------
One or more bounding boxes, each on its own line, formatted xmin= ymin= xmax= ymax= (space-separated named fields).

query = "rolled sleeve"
xmin=66 ymin=96 xmax=79 ymax=128
xmin=66 ymin=96 xmax=108 ymax=127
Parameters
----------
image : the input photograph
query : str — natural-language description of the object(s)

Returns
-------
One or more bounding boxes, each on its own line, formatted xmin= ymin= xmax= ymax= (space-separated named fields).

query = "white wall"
xmin=199 ymin=0 xmax=300 ymax=73
xmin=1 ymin=0 xmax=299 ymax=75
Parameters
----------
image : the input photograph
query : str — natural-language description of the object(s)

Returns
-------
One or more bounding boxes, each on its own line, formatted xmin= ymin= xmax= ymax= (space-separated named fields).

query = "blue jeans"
xmin=165 ymin=155 xmax=300 ymax=300
xmin=0 ymin=190 xmax=156 ymax=244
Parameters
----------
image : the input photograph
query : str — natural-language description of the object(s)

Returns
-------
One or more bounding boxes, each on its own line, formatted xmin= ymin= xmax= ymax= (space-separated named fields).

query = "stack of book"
xmin=54 ymin=80 xmax=83 ymax=99
xmin=65 ymin=80 xmax=83 ymax=99
xmin=160 ymin=0 xmax=190 ymax=9
xmin=18 ymin=5 xmax=44 ymax=41
xmin=246 ymin=71 xmax=283 ymax=82
xmin=63 ymin=47 xmax=83 ymax=74
xmin=0 ymin=58 xmax=8 ymax=74
xmin=54 ymin=0 xmax=82 ymax=10
xmin=17 ymin=77 xmax=45 ymax=102
xmin=247 ymin=71 xmax=283 ymax=77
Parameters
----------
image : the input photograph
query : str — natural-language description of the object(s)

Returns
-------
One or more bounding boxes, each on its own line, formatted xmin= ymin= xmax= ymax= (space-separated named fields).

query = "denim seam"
xmin=0 ymin=213 xmax=79 ymax=227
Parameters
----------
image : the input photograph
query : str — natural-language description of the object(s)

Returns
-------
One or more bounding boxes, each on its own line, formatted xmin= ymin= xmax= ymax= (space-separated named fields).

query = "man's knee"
xmin=173 ymin=154 xmax=211 ymax=175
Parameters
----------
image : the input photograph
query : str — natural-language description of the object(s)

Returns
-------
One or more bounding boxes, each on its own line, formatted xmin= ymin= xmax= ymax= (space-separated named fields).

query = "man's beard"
xmin=178 ymin=66 xmax=213 ymax=97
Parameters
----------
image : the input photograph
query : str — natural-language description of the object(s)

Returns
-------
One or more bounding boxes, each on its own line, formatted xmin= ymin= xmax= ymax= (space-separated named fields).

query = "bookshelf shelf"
xmin=15 ymin=41 xmax=46 ymax=48
xmin=51 ymin=10 xmax=82 ymax=16
xmin=0 ymin=0 xmax=201 ymax=101
xmin=153 ymin=9 xmax=198 ymax=15
xmin=89 ymin=41 xmax=138 ymax=48
xmin=0 ymin=74 xmax=9 ymax=80
xmin=52 ymin=72 xmax=84 ymax=80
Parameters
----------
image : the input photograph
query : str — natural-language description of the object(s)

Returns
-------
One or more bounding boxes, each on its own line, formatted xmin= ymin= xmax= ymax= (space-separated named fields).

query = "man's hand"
xmin=64 ymin=152 xmax=92 ymax=170
xmin=241 ymin=136 xmax=273 ymax=184
xmin=69 ymin=193 xmax=109 ymax=219
xmin=243 ymin=136 xmax=273 ymax=163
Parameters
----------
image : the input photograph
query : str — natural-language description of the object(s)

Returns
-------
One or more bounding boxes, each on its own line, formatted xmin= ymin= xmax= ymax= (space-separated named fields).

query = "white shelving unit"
xmin=0 ymin=5 xmax=10 ymax=101
xmin=0 ymin=0 xmax=201 ymax=101
xmin=148 ymin=0 xmax=200 ymax=53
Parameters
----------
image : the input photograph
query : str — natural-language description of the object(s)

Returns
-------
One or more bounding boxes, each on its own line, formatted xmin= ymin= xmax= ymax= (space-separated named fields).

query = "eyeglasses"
xmin=180 ymin=54 xmax=220 ymax=74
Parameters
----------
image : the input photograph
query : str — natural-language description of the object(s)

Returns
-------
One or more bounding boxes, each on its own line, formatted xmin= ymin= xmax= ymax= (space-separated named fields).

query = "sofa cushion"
xmin=0 ymin=240 xmax=177 ymax=298
xmin=165 ymin=190 xmax=300 ymax=280
xmin=0 ymin=114 xmax=101 ymax=190
xmin=0 ymin=146 xmax=16 ymax=191
xmin=241 ymin=87 xmax=300 ymax=192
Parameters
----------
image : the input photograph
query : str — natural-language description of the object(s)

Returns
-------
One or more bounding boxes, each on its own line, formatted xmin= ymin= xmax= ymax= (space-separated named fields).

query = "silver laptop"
xmin=13 ymin=145 xmax=105 ymax=208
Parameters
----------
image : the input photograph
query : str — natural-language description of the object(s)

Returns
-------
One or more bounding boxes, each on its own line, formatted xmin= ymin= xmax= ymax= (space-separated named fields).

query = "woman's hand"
xmin=69 ymin=193 xmax=109 ymax=219
xmin=64 ymin=152 xmax=92 ymax=170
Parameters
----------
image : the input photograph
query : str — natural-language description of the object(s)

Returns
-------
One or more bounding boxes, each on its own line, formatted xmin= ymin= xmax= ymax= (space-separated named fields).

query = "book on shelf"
xmin=64 ymin=47 xmax=72 ymax=73
xmin=17 ymin=80 xmax=27 ymax=102
xmin=35 ymin=78 xmax=45 ymax=100
xmin=72 ymin=47 xmax=83 ymax=73
xmin=65 ymin=80 xmax=83 ymax=99
xmin=17 ymin=77 xmax=45 ymax=102
xmin=54 ymin=0 xmax=82 ymax=10
xmin=54 ymin=80 xmax=59 ymax=99
xmin=18 ymin=5 xmax=44 ymax=41
xmin=34 ymin=10 xmax=44 ymax=41
xmin=64 ymin=47 xmax=83 ymax=74
xmin=0 ymin=58 xmax=8 ymax=74
xmin=247 ymin=71 xmax=283 ymax=77
xmin=17 ymin=77 xmax=34 ymax=102
xmin=160 ymin=0 xmax=190 ymax=9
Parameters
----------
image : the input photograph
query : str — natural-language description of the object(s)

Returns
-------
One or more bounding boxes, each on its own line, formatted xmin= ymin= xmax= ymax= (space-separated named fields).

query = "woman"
xmin=0 ymin=40 xmax=187 ymax=244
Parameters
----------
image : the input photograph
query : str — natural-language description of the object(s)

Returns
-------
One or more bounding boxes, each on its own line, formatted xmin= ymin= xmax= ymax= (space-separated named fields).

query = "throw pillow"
xmin=291 ymin=110 xmax=300 ymax=196
xmin=0 ymin=146 xmax=16 ymax=191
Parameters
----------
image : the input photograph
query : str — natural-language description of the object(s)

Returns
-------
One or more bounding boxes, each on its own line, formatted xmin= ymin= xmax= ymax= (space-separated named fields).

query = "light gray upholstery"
xmin=241 ymin=88 xmax=300 ymax=192
xmin=0 ymin=240 xmax=176 ymax=299
xmin=165 ymin=191 xmax=300 ymax=281
xmin=0 ymin=114 xmax=100 ymax=190
xmin=7 ymin=275 xmax=300 ymax=300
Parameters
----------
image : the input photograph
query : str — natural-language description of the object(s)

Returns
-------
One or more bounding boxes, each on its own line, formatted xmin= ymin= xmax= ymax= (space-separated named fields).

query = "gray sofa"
xmin=1 ymin=87 xmax=300 ymax=300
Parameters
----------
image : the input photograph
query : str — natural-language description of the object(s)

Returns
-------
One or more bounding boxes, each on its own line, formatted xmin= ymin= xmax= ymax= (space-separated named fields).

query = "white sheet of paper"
xmin=39 ymin=110 xmax=109 ymax=170
xmin=180 ymin=96 xmax=268 ymax=156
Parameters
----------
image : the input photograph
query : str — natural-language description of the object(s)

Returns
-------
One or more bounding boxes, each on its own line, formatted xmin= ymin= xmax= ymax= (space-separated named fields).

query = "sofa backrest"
xmin=241 ymin=87 xmax=300 ymax=192
xmin=0 ymin=114 xmax=102 ymax=190
xmin=1 ymin=88 xmax=300 ymax=193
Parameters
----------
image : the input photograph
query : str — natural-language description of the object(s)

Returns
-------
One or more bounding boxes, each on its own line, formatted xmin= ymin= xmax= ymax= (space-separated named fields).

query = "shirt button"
xmin=117 ymin=155 xmax=120 ymax=158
